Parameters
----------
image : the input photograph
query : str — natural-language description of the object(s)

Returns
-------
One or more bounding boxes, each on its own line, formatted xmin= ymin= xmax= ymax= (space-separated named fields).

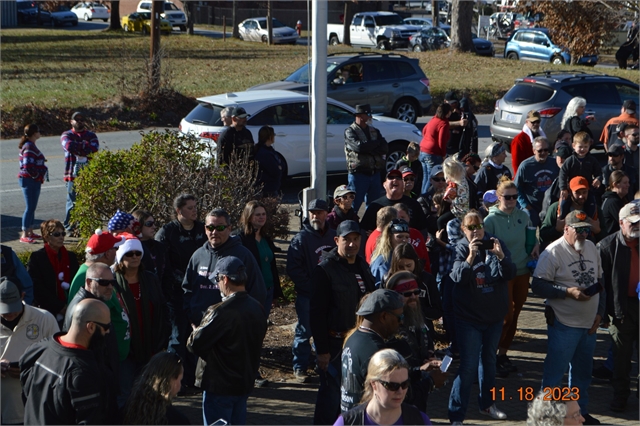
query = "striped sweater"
xmin=18 ymin=141 xmax=48 ymax=183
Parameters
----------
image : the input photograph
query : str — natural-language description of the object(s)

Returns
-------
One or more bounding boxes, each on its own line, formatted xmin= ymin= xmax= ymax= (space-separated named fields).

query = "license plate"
xmin=502 ymin=111 xmax=521 ymax=124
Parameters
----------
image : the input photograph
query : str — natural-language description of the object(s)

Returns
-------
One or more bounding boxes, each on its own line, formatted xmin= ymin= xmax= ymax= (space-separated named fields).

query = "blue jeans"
xmin=19 ymin=176 xmax=41 ymax=231
xmin=419 ymin=152 xmax=444 ymax=194
xmin=118 ymin=357 xmax=143 ymax=408
xmin=542 ymin=318 xmax=596 ymax=414
xmin=64 ymin=180 xmax=76 ymax=230
xmin=292 ymin=294 xmax=312 ymax=371
xmin=347 ymin=172 xmax=382 ymax=213
xmin=202 ymin=391 xmax=248 ymax=425
xmin=448 ymin=319 xmax=503 ymax=422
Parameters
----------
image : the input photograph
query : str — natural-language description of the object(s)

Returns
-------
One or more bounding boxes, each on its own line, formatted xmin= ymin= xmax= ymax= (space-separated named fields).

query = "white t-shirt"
xmin=534 ymin=237 xmax=602 ymax=328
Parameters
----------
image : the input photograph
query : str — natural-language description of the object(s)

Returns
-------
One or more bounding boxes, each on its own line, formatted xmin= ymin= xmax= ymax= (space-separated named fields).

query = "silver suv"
xmin=490 ymin=71 xmax=639 ymax=150
xmin=248 ymin=53 xmax=432 ymax=124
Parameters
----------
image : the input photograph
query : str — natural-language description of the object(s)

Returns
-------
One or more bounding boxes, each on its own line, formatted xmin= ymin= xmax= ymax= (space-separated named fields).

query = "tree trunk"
xmin=232 ymin=0 xmax=239 ymax=38
xmin=450 ymin=0 xmax=474 ymax=52
xmin=267 ymin=0 xmax=273 ymax=45
xmin=109 ymin=1 xmax=121 ymax=30
xmin=342 ymin=1 xmax=351 ymax=46
xmin=183 ymin=0 xmax=195 ymax=35
xmin=432 ymin=0 xmax=438 ymax=28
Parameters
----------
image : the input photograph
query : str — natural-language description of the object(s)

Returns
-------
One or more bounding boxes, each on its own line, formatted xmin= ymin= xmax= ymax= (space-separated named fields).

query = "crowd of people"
xmin=1 ymin=94 xmax=639 ymax=425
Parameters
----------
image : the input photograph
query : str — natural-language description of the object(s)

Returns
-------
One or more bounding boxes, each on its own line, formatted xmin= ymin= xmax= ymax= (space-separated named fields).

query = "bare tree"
xmin=232 ymin=0 xmax=239 ymax=38
xmin=109 ymin=1 xmax=121 ymax=30
xmin=520 ymin=1 xmax=624 ymax=65
xmin=450 ymin=0 xmax=474 ymax=52
xmin=182 ymin=0 xmax=195 ymax=35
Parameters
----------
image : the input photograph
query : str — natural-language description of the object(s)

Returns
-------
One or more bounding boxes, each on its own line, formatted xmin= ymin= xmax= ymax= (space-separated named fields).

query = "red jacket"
xmin=420 ymin=117 xmax=449 ymax=157
xmin=511 ymin=130 xmax=534 ymax=176
xmin=365 ymin=228 xmax=431 ymax=273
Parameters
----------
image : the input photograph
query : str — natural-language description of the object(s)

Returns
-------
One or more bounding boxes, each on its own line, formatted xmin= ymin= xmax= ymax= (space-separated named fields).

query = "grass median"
xmin=2 ymin=28 xmax=638 ymax=137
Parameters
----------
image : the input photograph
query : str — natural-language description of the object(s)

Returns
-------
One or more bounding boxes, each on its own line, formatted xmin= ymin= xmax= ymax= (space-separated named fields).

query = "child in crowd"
xmin=437 ymin=156 xmax=469 ymax=231
xmin=479 ymin=190 xmax=499 ymax=218
xmin=395 ymin=141 xmax=424 ymax=195
xmin=558 ymin=131 xmax=601 ymax=218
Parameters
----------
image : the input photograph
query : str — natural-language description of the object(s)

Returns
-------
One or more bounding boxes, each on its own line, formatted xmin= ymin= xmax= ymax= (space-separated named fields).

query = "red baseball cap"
xmin=86 ymin=229 xmax=125 ymax=255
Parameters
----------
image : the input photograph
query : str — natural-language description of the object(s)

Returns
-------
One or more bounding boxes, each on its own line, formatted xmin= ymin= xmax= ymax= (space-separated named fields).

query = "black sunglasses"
xmin=431 ymin=177 xmax=445 ymax=182
xmin=378 ymin=379 xmax=411 ymax=391
xmin=501 ymin=194 xmax=517 ymax=200
xmin=124 ymin=251 xmax=142 ymax=257
xmin=51 ymin=231 xmax=66 ymax=237
xmin=143 ymin=220 xmax=155 ymax=227
xmin=87 ymin=277 xmax=117 ymax=287
xmin=536 ymin=149 xmax=550 ymax=153
xmin=402 ymin=289 xmax=421 ymax=298
xmin=89 ymin=321 xmax=111 ymax=332
xmin=206 ymin=224 xmax=229 ymax=232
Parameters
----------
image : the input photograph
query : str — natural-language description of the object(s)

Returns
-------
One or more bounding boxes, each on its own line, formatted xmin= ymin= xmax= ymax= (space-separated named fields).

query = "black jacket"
xmin=598 ymin=231 xmax=634 ymax=321
xmin=474 ymin=163 xmax=512 ymax=198
xmin=601 ymin=191 xmax=627 ymax=235
xmin=238 ymin=231 xmax=284 ymax=299
xmin=140 ymin=238 xmax=168 ymax=281
xmin=340 ymin=403 xmax=427 ymax=426
xmin=115 ymin=270 xmax=170 ymax=363
xmin=27 ymin=248 xmax=79 ymax=317
xmin=344 ymin=122 xmax=388 ymax=174
xmin=188 ymin=291 xmax=267 ymax=395
xmin=63 ymin=287 xmax=120 ymax=386
xmin=254 ymin=144 xmax=284 ymax=195
xmin=217 ymin=125 xmax=255 ymax=165
xmin=558 ymin=153 xmax=602 ymax=191
xmin=602 ymin=163 xmax=638 ymax=196
xmin=310 ymin=248 xmax=376 ymax=354
xmin=20 ymin=333 xmax=118 ymax=425
xmin=564 ymin=116 xmax=593 ymax=139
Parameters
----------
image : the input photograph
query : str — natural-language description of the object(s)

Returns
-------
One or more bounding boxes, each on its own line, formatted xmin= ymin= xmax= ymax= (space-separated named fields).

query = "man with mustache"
xmin=532 ymin=210 xmax=605 ymax=425
xmin=597 ymin=200 xmax=640 ymax=412
xmin=287 ymin=199 xmax=336 ymax=383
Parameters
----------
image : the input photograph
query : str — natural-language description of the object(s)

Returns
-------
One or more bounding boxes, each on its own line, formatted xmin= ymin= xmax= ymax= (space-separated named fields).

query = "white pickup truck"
xmin=327 ymin=11 xmax=419 ymax=50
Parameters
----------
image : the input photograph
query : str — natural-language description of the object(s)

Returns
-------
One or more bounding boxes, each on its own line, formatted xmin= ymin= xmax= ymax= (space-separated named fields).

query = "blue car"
xmin=504 ymin=28 xmax=598 ymax=66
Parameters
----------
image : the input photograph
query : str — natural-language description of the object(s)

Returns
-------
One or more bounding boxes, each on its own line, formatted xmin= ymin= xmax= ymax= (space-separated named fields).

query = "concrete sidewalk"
xmin=173 ymin=291 xmax=639 ymax=425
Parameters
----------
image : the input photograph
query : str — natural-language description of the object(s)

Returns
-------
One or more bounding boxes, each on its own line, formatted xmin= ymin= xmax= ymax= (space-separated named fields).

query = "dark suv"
xmin=248 ymin=52 xmax=432 ymax=124
xmin=490 ymin=71 xmax=639 ymax=149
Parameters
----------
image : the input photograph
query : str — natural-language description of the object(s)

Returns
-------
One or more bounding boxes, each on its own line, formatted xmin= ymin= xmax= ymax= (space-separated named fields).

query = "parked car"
xmin=137 ymin=0 xmax=186 ymax=31
xmin=490 ymin=71 xmax=639 ymax=150
xmin=404 ymin=17 xmax=494 ymax=56
xmin=71 ymin=2 xmax=110 ymax=22
xmin=403 ymin=17 xmax=451 ymax=33
xmin=409 ymin=27 xmax=450 ymax=51
xmin=121 ymin=12 xmax=172 ymax=35
xmin=16 ymin=1 xmax=51 ymax=25
xmin=238 ymin=17 xmax=298 ymax=44
xmin=50 ymin=5 xmax=78 ymax=27
xmin=504 ymin=28 xmax=598 ymax=65
xmin=328 ymin=12 xmax=419 ymax=50
xmin=248 ymin=53 xmax=432 ymax=124
xmin=179 ymin=90 xmax=423 ymax=176
xmin=471 ymin=36 xmax=495 ymax=56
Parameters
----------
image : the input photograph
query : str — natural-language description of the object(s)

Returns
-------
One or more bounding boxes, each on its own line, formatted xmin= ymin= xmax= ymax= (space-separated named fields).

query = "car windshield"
xmin=164 ymin=3 xmax=180 ymax=11
xmin=284 ymin=62 xmax=340 ymax=84
xmin=93 ymin=4 xmax=107 ymax=8
xmin=257 ymin=18 xmax=286 ymax=29
xmin=185 ymin=103 xmax=226 ymax=126
xmin=504 ymin=83 xmax=555 ymax=105
xmin=138 ymin=12 xmax=151 ymax=19
xmin=375 ymin=14 xmax=405 ymax=26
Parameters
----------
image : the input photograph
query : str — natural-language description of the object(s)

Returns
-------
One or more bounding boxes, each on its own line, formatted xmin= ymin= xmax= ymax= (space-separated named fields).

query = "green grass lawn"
xmin=1 ymin=27 xmax=638 ymax=133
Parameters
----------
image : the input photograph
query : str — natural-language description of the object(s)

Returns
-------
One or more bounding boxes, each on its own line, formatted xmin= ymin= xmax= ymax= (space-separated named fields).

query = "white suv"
xmin=137 ymin=1 xmax=186 ymax=31
xmin=179 ymin=90 xmax=423 ymax=177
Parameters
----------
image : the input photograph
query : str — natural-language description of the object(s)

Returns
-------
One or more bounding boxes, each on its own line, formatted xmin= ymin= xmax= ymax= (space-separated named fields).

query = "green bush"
xmin=72 ymin=130 xmax=290 ymax=239
xmin=15 ymin=244 xmax=87 ymax=267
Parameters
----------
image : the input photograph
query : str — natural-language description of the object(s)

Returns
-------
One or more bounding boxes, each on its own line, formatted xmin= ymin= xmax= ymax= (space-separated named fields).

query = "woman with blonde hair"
xmin=437 ymin=156 xmax=469 ymax=231
xmin=123 ymin=352 xmax=189 ymax=425
xmin=561 ymin=97 xmax=594 ymax=139
xmin=334 ymin=349 xmax=432 ymax=425
xmin=370 ymin=219 xmax=411 ymax=285
xmin=484 ymin=176 xmax=538 ymax=376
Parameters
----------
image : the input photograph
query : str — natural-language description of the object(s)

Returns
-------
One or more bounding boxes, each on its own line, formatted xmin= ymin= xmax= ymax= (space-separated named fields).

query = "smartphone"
xmin=582 ymin=282 xmax=602 ymax=297
xmin=477 ymin=240 xmax=495 ymax=250
xmin=440 ymin=355 xmax=452 ymax=373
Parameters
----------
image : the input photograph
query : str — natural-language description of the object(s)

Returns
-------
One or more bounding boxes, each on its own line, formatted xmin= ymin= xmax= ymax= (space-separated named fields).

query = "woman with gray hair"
xmin=526 ymin=391 xmax=584 ymax=425
xmin=334 ymin=349 xmax=432 ymax=425
xmin=561 ymin=97 xmax=594 ymax=139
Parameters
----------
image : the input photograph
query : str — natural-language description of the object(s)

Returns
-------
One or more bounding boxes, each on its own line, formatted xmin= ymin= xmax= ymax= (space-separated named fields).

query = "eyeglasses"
xmin=402 ymin=289 xmax=421 ymax=298
xmin=51 ymin=231 xmax=66 ymax=237
xmin=535 ymin=149 xmax=550 ymax=153
xmin=501 ymin=194 xmax=518 ymax=200
xmin=378 ymin=379 xmax=411 ymax=391
xmin=205 ymin=224 xmax=229 ymax=232
xmin=465 ymin=223 xmax=484 ymax=231
xmin=629 ymin=132 xmax=639 ymax=137
xmin=338 ymin=194 xmax=356 ymax=200
xmin=124 ymin=251 xmax=142 ymax=257
xmin=143 ymin=220 xmax=155 ymax=227
xmin=573 ymin=226 xmax=590 ymax=235
xmin=386 ymin=311 xmax=404 ymax=323
xmin=89 ymin=321 xmax=111 ymax=332
xmin=578 ymin=253 xmax=587 ymax=271
xmin=431 ymin=177 xmax=445 ymax=182
xmin=87 ymin=277 xmax=117 ymax=287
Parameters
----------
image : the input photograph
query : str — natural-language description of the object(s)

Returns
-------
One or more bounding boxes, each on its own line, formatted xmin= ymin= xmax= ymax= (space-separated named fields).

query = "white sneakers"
xmin=479 ymin=404 xmax=507 ymax=420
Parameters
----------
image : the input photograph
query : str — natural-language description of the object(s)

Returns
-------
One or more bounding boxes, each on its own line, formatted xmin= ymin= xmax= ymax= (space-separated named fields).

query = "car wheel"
xmin=123 ymin=24 xmax=129 ymax=32
xmin=84 ymin=14 xmax=91 ymax=21
xmin=392 ymin=98 xmax=418 ymax=124
xmin=412 ymin=44 xmax=423 ymax=52
xmin=377 ymin=39 xmax=391 ymax=50
xmin=551 ymin=55 xmax=564 ymax=65
xmin=180 ymin=25 xmax=186 ymax=32
xmin=261 ymin=35 xmax=268 ymax=43
xmin=386 ymin=142 xmax=410 ymax=175
xmin=330 ymin=35 xmax=339 ymax=45
xmin=506 ymin=52 xmax=518 ymax=60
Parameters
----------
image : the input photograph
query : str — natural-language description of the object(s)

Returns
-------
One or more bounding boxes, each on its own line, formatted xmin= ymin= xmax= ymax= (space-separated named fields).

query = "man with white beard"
xmin=597 ymin=200 xmax=640 ymax=412
xmin=531 ymin=210 xmax=605 ymax=425
xmin=287 ymin=199 xmax=336 ymax=383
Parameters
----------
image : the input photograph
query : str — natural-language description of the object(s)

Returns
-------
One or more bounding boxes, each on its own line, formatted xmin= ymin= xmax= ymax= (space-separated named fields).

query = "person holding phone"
xmin=448 ymin=211 xmax=516 ymax=424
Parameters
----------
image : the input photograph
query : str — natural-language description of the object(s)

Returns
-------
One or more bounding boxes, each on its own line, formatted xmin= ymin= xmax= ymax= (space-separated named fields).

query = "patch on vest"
xmin=26 ymin=324 xmax=39 ymax=340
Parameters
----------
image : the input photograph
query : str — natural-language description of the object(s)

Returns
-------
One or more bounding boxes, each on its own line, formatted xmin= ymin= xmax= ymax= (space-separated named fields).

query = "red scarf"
xmin=44 ymin=243 xmax=71 ymax=301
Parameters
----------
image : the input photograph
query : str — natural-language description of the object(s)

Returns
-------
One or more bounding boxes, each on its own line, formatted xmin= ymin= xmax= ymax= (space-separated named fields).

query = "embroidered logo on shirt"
xmin=26 ymin=324 xmax=39 ymax=340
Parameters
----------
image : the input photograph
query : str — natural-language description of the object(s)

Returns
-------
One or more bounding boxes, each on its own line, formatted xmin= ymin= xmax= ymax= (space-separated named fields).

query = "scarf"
xmin=44 ymin=243 xmax=71 ymax=301
xmin=115 ymin=270 xmax=154 ymax=363
xmin=522 ymin=122 xmax=546 ymax=144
